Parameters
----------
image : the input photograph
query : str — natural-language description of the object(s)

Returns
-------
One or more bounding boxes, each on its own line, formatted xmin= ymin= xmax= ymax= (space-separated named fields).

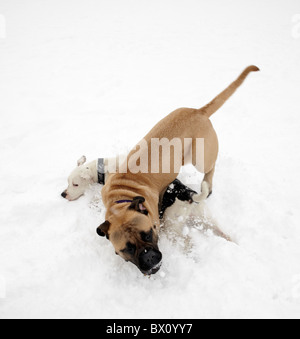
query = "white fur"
xmin=62 ymin=156 xmax=123 ymax=201
xmin=62 ymin=156 xmax=98 ymax=201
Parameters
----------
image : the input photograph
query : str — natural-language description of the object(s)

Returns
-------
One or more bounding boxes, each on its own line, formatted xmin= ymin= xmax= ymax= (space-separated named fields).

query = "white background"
xmin=0 ymin=0 xmax=300 ymax=318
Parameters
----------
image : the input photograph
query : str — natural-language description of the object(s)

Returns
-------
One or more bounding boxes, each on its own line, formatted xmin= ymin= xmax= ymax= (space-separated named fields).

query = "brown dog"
xmin=97 ymin=65 xmax=259 ymax=275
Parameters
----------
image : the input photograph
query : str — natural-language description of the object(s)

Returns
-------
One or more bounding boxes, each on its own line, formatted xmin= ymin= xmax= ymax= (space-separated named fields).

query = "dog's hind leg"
xmin=203 ymin=164 xmax=215 ymax=196
xmin=192 ymin=181 xmax=210 ymax=203
xmin=192 ymin=165 xmax=215 ymax=203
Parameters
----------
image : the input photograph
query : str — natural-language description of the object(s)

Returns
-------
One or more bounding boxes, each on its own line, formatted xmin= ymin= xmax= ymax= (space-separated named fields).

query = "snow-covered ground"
xmin=1 ymin=0 xmax=300 ymax=319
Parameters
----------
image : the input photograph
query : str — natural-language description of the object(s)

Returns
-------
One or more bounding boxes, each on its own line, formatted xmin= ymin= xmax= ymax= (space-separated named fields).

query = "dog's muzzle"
xmin=138 ymin=248 xmax=162 ymax=275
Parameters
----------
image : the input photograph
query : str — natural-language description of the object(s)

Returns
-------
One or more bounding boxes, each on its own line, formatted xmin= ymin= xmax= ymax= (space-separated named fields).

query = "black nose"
xmin=61 ymin=191 xmax=67 ymax=198
xmin=139 ymin=248 xmax=162 ymax=274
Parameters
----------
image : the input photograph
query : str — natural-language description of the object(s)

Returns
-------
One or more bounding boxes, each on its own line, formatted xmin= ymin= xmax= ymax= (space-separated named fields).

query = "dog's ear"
xmin=77 ymin=155 xmax=87 ymax=167
xmin=97 ymin=220 xmax=111 ymax=239
xmin=129 ymin=196 xmax=148 ymax=215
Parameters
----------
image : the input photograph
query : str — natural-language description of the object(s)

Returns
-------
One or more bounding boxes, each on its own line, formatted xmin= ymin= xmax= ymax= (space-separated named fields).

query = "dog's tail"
xmin=199 ymin=65 xmax=260 ymax=118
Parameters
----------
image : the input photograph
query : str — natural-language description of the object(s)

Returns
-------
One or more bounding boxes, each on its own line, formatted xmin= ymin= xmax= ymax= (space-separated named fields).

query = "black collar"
xmin=97 ymin=158 xmax=105 ymax=185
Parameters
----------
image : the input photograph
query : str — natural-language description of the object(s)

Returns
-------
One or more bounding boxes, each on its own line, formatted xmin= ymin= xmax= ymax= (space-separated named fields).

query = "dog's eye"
xmin=126 ymin=242 xmax=136 ymax=255
xmin=73 ymin=184 xmax=79 ymax=187
xmin=121 ymin=242 xmax=136 ymax=255
xmin=141 ymin=229 xmax=153 ymax=243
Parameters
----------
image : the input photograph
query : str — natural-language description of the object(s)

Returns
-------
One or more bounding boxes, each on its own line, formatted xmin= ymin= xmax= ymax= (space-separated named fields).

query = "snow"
xmin=1 ymin=0 xmax=300 ymax=319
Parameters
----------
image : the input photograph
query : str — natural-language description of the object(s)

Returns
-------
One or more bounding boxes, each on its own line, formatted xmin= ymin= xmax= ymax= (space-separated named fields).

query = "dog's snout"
xmin=139 ymin=247 xmax=162 ymax=274
xmin=61 ymin=191 xmax=67 ymax=198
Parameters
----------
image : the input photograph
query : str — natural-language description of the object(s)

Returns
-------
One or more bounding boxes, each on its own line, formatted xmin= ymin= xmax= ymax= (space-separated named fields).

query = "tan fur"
xmin=100 ymin=66 xmax=259 ymax=257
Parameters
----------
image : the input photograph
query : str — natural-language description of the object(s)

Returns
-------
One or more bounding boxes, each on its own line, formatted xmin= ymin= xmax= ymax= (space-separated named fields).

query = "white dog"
xmin=61 ymin=155 xmax=121 ymax=201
